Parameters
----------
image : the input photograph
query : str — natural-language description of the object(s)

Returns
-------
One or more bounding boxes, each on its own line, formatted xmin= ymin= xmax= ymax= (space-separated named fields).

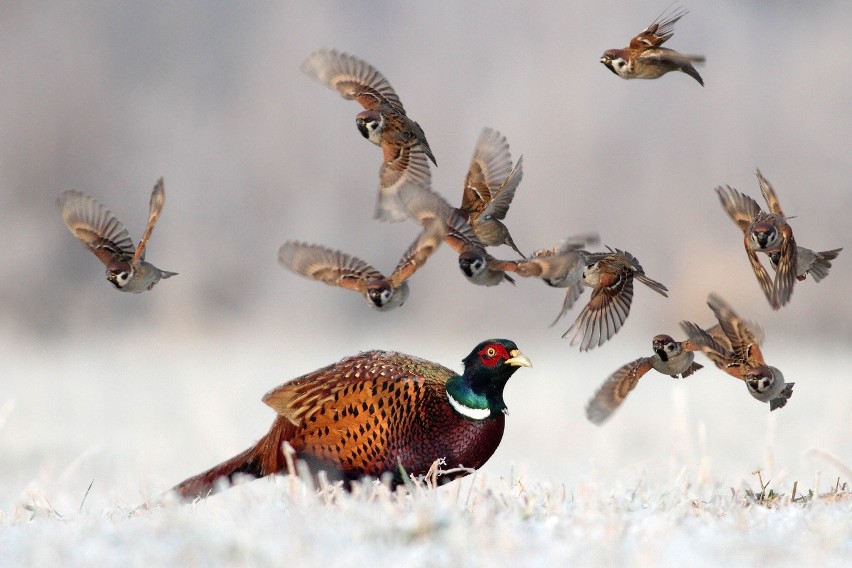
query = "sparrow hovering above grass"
xmin=585 ymin=332 xmax=708 ymax=425
xmin=459 ymin=128 xmax=525 ymax=257
xmin=680 ymin=293 xmax=793 ymax=411
xmin=716 ymin=169 xmax=842 ymax=309
xmin=166 ymin=340 xmax=531 ymax=501
xmin=562 ymin=247 xmax=668 ymax=351
xmin=301 ymin=49 xmax=436 ymax=222
xmin=277 ymin=218 xmax=446 ymax=311
xmin=57 ymin=178 xmax=177 ymax=293
xmin=600 ymin=7 xmax=705 ymax=86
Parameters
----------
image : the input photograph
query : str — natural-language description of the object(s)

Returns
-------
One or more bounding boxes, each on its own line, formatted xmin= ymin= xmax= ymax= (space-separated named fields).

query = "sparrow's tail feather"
xmin=681 ymin=63 xmax=704 ymax=86
xmin=809 ymin=248 xmax=842 ymax=282
xmin=169 ymin=418 xmax=293 ymax=502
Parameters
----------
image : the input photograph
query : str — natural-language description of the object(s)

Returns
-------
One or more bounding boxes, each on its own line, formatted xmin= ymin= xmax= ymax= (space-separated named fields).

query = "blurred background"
xmin=1 ymin=2 xmax=850 ymax=510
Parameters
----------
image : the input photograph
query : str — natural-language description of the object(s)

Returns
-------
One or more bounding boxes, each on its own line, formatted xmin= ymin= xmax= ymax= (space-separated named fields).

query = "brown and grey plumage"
xmin=717 ymin=169 xmax=841 ymax=309
xmin=585 ymin=332 xmax=711 ymax=425
xmin=680 ymin=293 xmax=793 ymax=411
xmin=57 ymin=178 xmax=177 ymax=292
xmin=459 ymin=128 xmax=525 ymax=257
xmin=399 ymin=184 xmax=516 ymax=286
xmin=301 ymin=49 xmax=435 ymax=222
xmin=167 ymin=340 xmax=531 ymax=501
xmin=600 ymin=7 xmax=705 ymax=85
xmin=277 ymin=218 xmax=446 ymax=311
xmin=563 ymin=247 xmax=668 ymax=351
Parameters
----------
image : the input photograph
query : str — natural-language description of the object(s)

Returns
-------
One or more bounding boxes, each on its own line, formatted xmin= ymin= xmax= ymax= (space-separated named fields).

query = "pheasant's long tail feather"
xmin=169 ymin=418 xmax=293 ymax=502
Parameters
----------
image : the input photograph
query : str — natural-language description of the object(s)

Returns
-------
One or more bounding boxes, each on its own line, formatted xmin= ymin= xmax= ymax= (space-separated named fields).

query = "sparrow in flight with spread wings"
xmin=585 ymin=332 xmax=709 ymax=424
xmin=57 ymin=178 xmax=177 ymax=293
xmin=716 ymin=169 xmax=842 ymax=309
xmin=302 ymin=49 xmax=436 ymax=222
xmin=459 ymin=128 xmax=525 ymax=257
xmin=600 ymin=7 xmax=705 ymax=85
xmin=680 ymin=293 xmax=793 ymax=410
xmin=562 ymin=247 xmax=668 ymax=351
xmin=278 ymin=218 xmax=446 ymax=311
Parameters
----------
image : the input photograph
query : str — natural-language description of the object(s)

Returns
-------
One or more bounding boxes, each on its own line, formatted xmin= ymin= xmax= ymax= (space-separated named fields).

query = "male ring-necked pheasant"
xmin=169 ymin=339 xmax=531 ymax=501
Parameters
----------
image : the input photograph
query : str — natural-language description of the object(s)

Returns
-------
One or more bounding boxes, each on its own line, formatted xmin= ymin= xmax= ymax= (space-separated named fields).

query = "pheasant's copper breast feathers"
xmin=301 ymin=49 xmax=405 ymax=114
xmin=586 ymin=357 xmax=653 ymax=424
xmin=57 ymin=190 xmax=136 ymax=267
xmin=277 ymin=241 xmax=384 ymax=292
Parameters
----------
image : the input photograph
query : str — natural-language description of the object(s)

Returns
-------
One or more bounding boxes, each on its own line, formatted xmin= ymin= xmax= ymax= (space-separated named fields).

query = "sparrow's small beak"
xmin=506 ymin=349 xmax=532 ymax=368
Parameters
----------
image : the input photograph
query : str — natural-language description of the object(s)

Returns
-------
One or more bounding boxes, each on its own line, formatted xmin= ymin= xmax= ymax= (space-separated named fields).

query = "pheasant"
xmin=168 ymin=339 xmax=531 ymax=501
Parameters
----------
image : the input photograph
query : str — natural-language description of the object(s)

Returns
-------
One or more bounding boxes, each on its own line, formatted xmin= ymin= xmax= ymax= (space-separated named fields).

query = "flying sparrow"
xmin=459 ymin=128 xmax=525 ymax=257
xmin=301 ymin=49 xmax=436 ymax=222
xmin=716 ymin=169 xmax=841 ymax=309
xmin=586 ymin=332 xmax=707 ymax=424
xmin=57 ymin=178 xmax=177 ymax=293
xmin=562 ymin=247 xmax=669 ymax=351
xmin=680 ymin=293 xmax=793 ymax=410
xmin=768 ymin=246 xmax=842 ymax=282
xmin=600 ymin=7 xmax=705 ymax=86
xmin=399 ymin=184 xmax=516 ymax=286
xmin=528 ymin=233 xmax=601 ymax=325
xmin=278 ymin=218 xmax=446 ymax=311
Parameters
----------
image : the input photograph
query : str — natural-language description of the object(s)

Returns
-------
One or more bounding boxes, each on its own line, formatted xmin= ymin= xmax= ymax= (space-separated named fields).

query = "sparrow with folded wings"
xmin=600 ymin=7 xmax=705 ymax=86
xmin=301 ymin=49 xmax=436 ymax=222
xmin=399 ymin=184 xmax=516 ymax=287
xmin=716 ymin=169 xmax=842 ymax=309
xmin=562 ymin=247 xmax=669 ymax=351
xmin=680 ymin=293 xmax=793 ymax=411
xmin=585 ymin=332 xmax=710 ymax=424
xmin=57 ymin=178 xmax=177 ymax=293
xmin=459 ymin=128 xmax=525 ymax=257
xmin=278 ymin=218 xmax=446 ymax=311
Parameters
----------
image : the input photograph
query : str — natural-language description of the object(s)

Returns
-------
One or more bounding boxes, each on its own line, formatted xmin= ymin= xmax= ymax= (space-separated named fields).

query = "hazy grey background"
xmin=1 ymin=2 xmax=850 ymax=508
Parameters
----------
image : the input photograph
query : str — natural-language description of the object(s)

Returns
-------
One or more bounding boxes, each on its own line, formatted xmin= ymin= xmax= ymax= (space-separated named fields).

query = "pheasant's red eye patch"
xmin=478 ymin=344 xmax=509 ymax=366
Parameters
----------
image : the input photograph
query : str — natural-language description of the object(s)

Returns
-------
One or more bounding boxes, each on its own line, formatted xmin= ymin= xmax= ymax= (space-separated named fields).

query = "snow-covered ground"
xmin=2 ymin=328 xmax=849 ymax=566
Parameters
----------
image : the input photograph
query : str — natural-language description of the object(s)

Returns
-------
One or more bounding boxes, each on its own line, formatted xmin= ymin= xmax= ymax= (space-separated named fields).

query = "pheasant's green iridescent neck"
xmin=445 ymin=373 xmax=506 ymax=420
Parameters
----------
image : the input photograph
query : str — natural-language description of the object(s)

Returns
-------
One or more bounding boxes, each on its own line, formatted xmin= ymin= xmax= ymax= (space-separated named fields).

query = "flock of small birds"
xmin=55 ymin=7 xmax=843 ymax=499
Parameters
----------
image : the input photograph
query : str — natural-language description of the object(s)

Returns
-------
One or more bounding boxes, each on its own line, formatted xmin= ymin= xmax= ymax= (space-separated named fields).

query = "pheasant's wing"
xmin=57 ymin=190 xmax=136 ymax=267
xmin=301 ymin=49 xmax=405 ymax=114
xmin=132 ymin=177 xmax=166 ymax=263
xmin=586 ymin=357 xmax=654 ymax=425
xmin=277 ymin=241 xmax=382 ymax=293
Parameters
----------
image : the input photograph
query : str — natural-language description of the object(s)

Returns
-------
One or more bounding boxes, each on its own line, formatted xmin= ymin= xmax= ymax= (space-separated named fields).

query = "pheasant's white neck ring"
xmin=446 ymin=391 xmax=491 ymax=420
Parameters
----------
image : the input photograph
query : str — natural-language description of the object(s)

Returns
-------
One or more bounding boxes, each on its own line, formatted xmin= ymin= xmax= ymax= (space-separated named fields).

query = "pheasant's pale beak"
xmin=506 ymin=349 xmax=532 ymax=368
